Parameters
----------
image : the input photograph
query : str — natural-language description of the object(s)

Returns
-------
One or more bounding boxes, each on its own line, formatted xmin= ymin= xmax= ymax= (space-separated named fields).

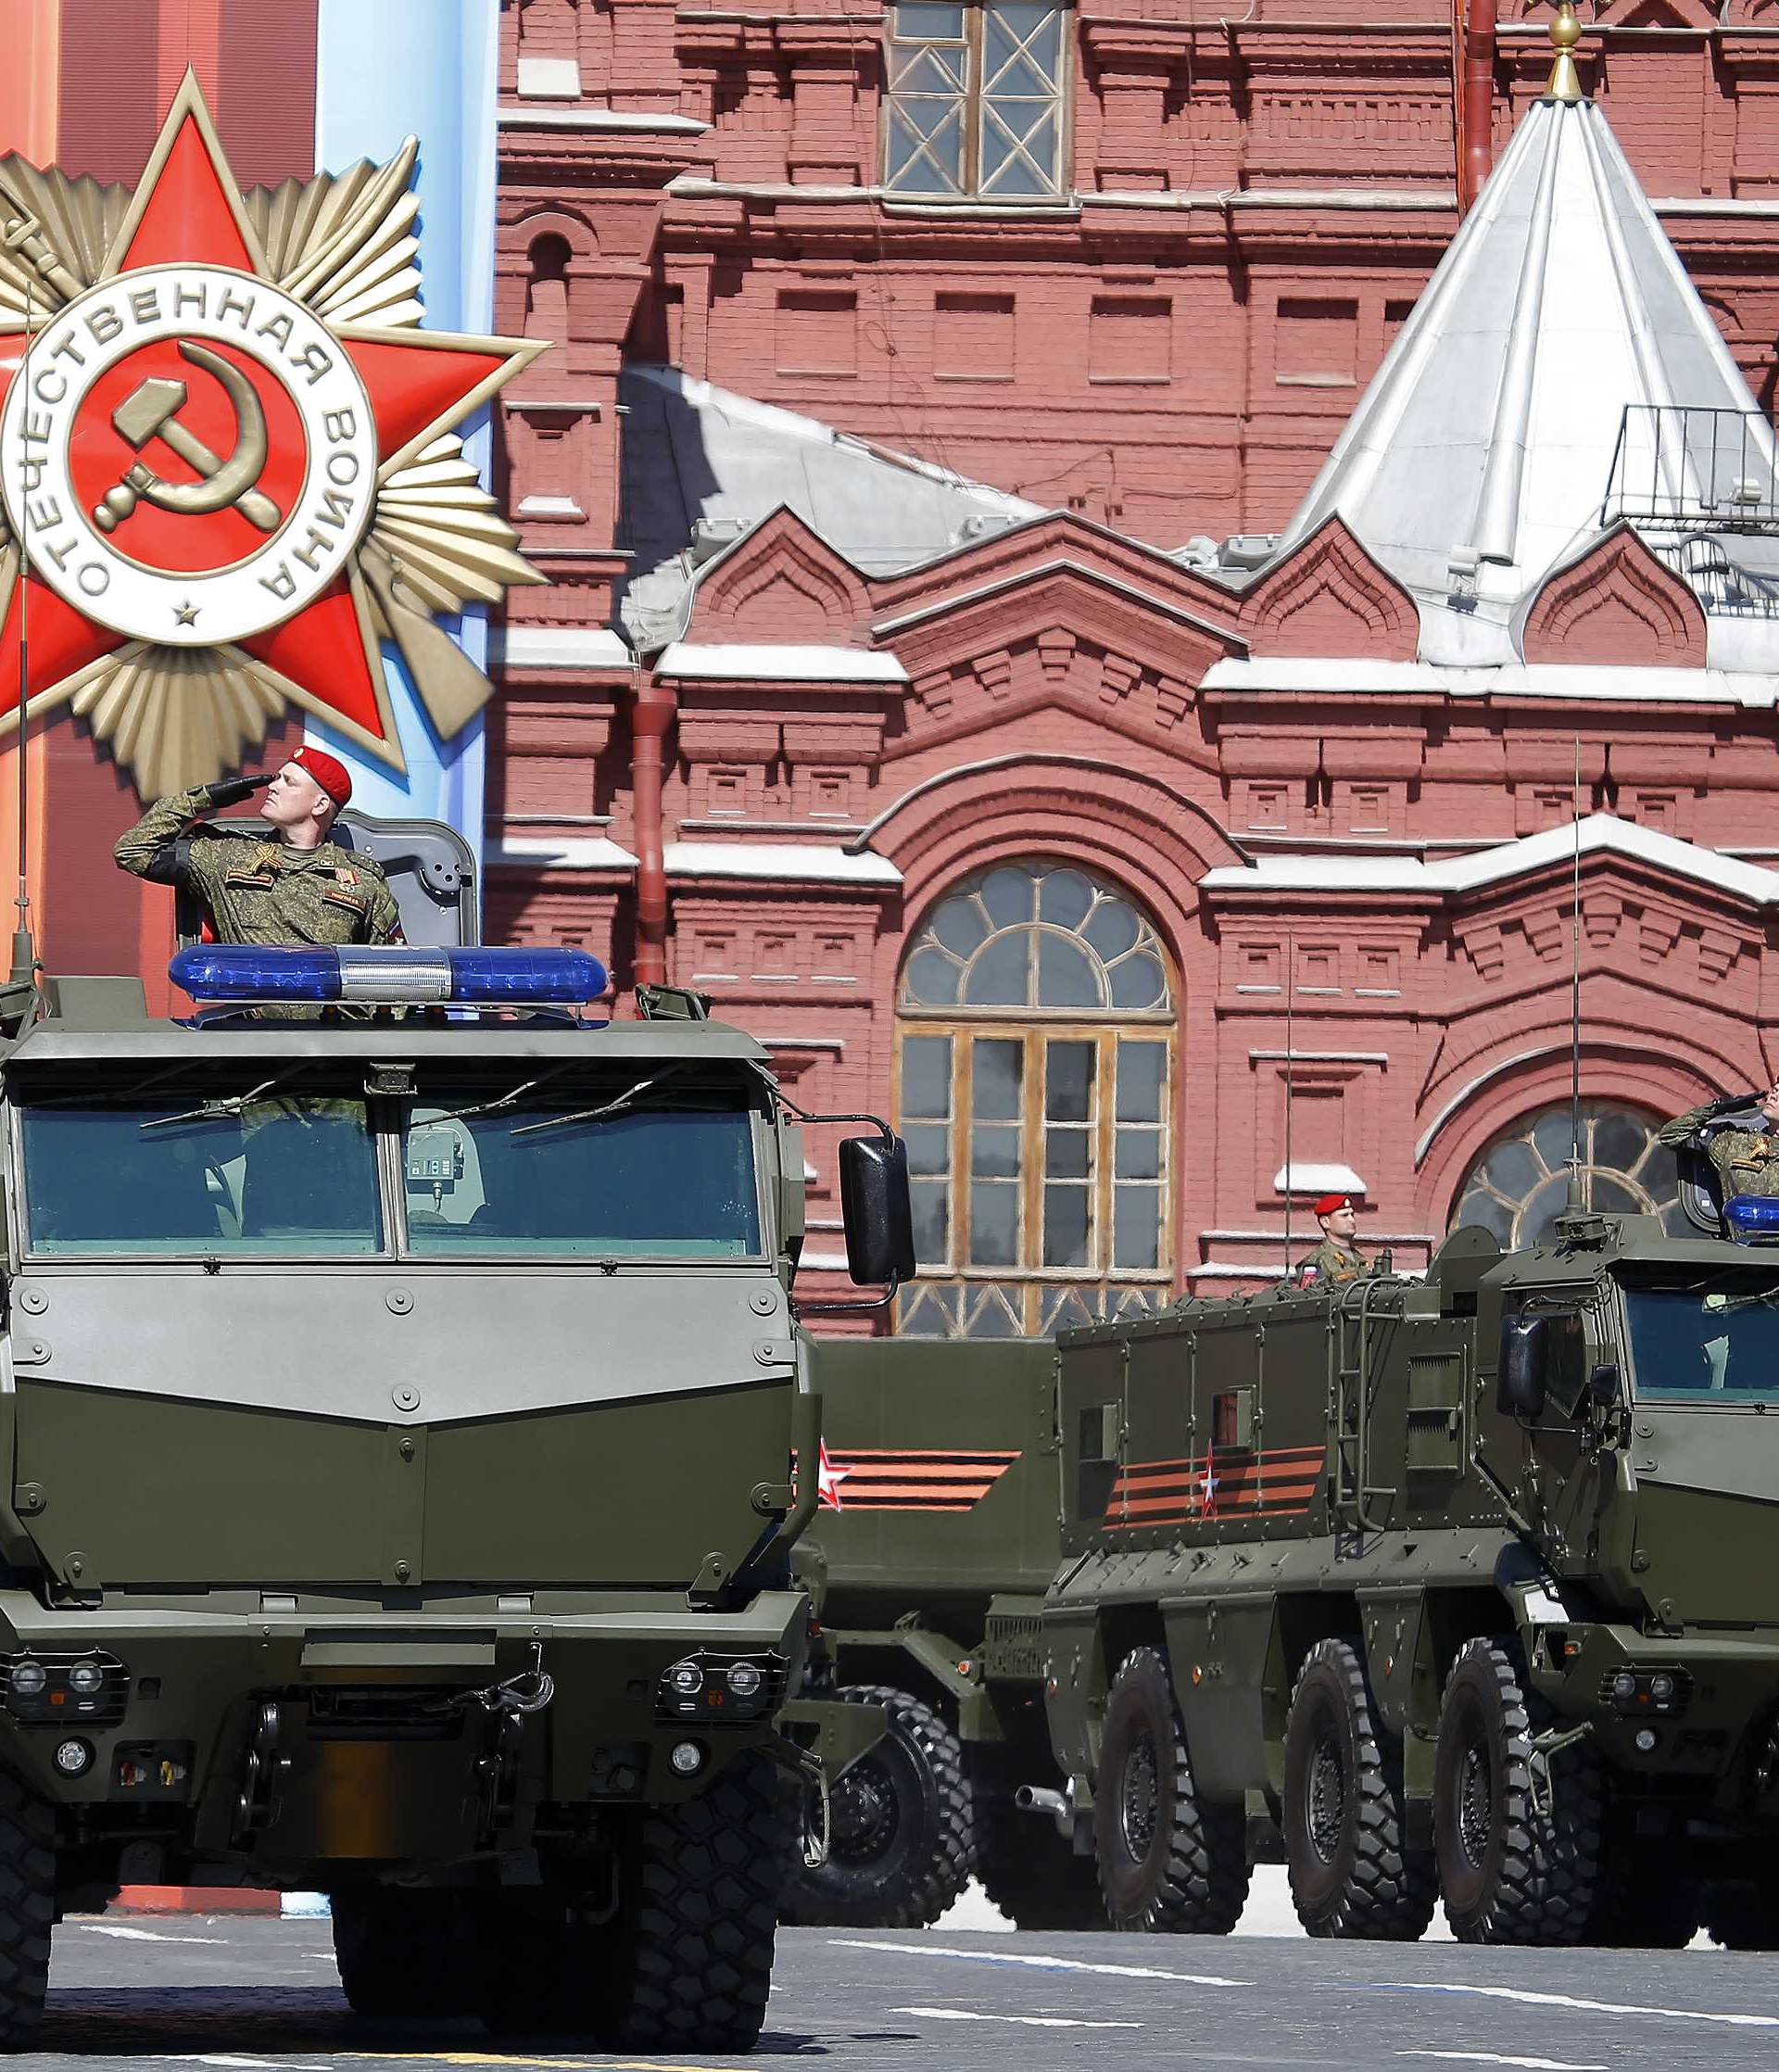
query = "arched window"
xmin=1452 ymin=1103 xmax=1685 ymax=1251
xmin=896 ymin=859 xmax=1174 ymax=1338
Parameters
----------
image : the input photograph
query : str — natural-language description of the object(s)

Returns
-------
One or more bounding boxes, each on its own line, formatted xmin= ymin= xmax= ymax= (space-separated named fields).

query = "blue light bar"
xmin=170 ymin=944 xmax=609 ymax=1007
xmin=1723 ymin=1194 xmax=1779 ymax=1244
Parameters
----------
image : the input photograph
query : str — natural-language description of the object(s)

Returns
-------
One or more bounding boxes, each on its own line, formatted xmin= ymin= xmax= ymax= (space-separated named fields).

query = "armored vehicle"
xmin=0 ymin=874 xmax=910 ymax=2051
xmin=784 ymin=1336 xmax=1099 ymax=1930
xmin=1043 ymin=1211 xmax=1779 ymax=1948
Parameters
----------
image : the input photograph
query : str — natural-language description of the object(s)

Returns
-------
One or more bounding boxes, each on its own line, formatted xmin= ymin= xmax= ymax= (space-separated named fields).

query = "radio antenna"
xmin=6 ymin=240 xmax=35 ymax=1002
xmin=1568 ymin=735 xmax=1583 ymax=1212
xmin=1282 ymin=929 xmax=1294 ymax=1281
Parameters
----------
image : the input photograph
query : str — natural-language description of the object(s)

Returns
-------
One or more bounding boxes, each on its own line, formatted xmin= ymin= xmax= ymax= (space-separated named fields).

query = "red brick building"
xmin=490 ymin=0 xmax=1779 ymax=1330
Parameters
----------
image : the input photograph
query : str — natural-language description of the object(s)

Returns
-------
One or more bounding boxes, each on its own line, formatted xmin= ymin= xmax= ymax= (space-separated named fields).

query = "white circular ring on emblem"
xmin=0 ymin=262 xmax=378 ymax=647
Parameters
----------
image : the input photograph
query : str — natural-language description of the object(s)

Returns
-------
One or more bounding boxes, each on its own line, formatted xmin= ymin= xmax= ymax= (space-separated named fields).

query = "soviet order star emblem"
xmin=0 ymin=72 xmax=544 ymax=795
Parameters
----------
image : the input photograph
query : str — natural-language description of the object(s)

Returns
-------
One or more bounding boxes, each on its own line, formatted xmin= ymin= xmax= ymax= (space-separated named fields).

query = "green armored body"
xmin=1042 ymin=1207 xmax=1779 ymax=1949
xmin=0 ymin=871 xmax=912 ymax=2053
xmin=782 ymin=1337 xmax=1098 ymax=1931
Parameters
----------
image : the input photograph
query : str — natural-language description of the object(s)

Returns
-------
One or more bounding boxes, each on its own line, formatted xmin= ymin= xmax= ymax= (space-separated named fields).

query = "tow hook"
xmin=429 ymin=1643 xmax=556 ymax=1719
xmin=1526 ymin=1720 xmax=1593 ymax=1817
xmin=770 ymin=1736 xmax=831 ymax=1869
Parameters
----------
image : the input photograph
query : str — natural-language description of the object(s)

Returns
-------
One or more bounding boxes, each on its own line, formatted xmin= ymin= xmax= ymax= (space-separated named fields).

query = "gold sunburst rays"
xmin=0 ymin=158 xmax=129 ymax=317
xmin=370 ymin=435 xmax=544 ymax=616
xmin=67 ymin=645 xmax=287 ymax=799
xmin=248 ymin=140 xmax=424 ymax=331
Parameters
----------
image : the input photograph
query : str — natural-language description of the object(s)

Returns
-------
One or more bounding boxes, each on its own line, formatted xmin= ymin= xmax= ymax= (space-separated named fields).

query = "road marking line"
xmin=899 ymin=2005 xmax=1141 ymax=2030
xmin=1368 ymin=1982 xmax=1779 ymax=2031
xmin=1398 ymin=2053 xmax=1608 ymax=2069
xmin=332 ymin=2056 xmax=739 ymax=2071
xmin=177 ymin=2057 xmax=301 ymax=2068
xmin=75 ymin=1923 xmax=229 ymax=1944
xmin=830 ymin=1937 xmax=1248 ymax=1988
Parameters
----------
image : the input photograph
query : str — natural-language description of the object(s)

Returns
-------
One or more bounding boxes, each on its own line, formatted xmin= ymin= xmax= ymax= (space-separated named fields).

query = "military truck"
xmin=783 ymin=1337 xmax=1101 ymax=1930
xmin=0 ymin=831 xmax=911 ymax=2053
xmin=1041 ymin=1210 xmax=1779 ymax=1948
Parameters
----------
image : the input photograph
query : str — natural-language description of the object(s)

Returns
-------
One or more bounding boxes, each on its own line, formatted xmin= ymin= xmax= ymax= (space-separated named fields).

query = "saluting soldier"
xmin=1294 ymin=1191 xmax=1372 ymax=1288
xmin=1659 ymin=1083 xmax=1779 ymax=1198
xmin=114 ymin=747 xmax=403 ymax=952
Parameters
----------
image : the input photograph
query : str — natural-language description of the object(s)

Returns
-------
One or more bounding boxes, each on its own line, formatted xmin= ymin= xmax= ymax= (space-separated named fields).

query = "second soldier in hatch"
xmin=1295 ymin=1191 xmax=1372 ymax=1288
xmin=114 ymin=747 xmax=403 ymax=951
xmin=1659 ymin=1083 xmax=1779 ymax=1198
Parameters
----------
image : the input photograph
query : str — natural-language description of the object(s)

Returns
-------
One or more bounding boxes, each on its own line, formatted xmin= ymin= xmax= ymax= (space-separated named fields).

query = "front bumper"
xmin=0 ymin=1590 xmax=811 ymax=1842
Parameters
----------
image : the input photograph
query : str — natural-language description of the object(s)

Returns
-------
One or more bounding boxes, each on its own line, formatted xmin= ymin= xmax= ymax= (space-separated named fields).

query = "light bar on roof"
xmin=169 ymin=944 xmax=610 ymax=1006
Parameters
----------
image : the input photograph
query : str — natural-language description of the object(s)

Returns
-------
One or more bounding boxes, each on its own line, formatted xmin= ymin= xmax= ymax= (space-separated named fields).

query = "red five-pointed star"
xmin=0 ymin=72 xmax=535 ymax=765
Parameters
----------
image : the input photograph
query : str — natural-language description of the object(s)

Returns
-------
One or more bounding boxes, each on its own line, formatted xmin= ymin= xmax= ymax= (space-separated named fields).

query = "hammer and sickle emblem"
xmin=94 ymin=341 xmax=282 ymax=535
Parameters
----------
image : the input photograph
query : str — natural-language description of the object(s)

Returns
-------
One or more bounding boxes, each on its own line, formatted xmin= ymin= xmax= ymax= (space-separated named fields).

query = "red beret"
xmin=1313 ymin=1193 xmax=1353 ymax=1218
xmin=290 ymin=745 xmax=351 ymax=807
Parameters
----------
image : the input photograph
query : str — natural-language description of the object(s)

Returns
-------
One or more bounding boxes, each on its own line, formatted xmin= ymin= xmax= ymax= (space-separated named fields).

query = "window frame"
xmin=882 ymin=2 xmax=1073 ymax=206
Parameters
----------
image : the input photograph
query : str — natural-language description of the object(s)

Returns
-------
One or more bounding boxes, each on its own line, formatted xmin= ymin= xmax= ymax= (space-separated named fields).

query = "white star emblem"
xmin=817 ymin=1441 xmax=849 ymax=1511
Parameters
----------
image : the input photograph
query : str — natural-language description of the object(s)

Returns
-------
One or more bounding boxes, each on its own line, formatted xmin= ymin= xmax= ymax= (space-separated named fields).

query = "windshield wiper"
xmin=427 ymin=1064 xmax=587 ymax=1125
xmin=510 ymin=1068 xmax=688 ymax=1139
xmin=139 ymin=1075 xmax=296 ymax=1131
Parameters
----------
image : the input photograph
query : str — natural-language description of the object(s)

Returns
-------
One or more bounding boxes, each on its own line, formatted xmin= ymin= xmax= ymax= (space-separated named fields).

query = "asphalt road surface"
xmin=21 ymin=1897 xmax=1779 ymax=2072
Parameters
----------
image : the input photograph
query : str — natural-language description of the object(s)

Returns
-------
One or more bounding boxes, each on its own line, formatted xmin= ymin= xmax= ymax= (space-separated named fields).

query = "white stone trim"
xmin=1203 ymin=814 xmax=1779 ymax=907
xmin=487 ymin=836 xmax=638 ymax=873
xmin=654 ymin=642 xmax=908 ymax=684
xmin=663 ymin=841 xmax=903 ymax=886
xmin=490 ymin=625 xmax=634 ymax=672
xmin=1273 ymin=1162 xmax=1367 ymax=1196
xmin=498 ymin=105 xmax=709 ymax=134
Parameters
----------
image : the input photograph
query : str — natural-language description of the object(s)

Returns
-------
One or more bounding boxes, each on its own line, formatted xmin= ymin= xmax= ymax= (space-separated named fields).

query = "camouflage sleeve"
xmin=113 ymin=787 xmax=215 ymax=886
xmin=1656 ymin=1105 xmax=1714 ymax=1149
xmin=364 ymin=872 xmax=405 ymax=946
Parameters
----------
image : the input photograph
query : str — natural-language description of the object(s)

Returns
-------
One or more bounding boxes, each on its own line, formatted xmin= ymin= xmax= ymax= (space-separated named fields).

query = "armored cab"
xmin=782 ymin=1336 xmax=1099 ymax=1930
xmin=1043 ymin=1215 xmax=1779 ymax=1948
xmin=0 ymin=924 xmax=909 ymax=2053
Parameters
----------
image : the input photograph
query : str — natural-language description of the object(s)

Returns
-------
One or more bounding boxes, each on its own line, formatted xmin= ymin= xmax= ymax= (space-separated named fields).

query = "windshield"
xmin=19 ymin=1092 xmax=381 ymax=1256
xmin=1623 ymin=1283 xmax=1779 ymax=1400
xmin=398 ymin=1091 xmax=762 ymax=1258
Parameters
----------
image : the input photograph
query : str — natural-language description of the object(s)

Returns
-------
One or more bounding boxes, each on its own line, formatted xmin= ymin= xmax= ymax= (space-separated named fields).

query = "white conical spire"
xmin=1270 ymin=10 xmax=1775 ymax=665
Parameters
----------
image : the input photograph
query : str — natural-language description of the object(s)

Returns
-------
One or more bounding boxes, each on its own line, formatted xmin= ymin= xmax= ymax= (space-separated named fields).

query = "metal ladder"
xmin=1327 ymin=1276 xmax=1396 ymax=1534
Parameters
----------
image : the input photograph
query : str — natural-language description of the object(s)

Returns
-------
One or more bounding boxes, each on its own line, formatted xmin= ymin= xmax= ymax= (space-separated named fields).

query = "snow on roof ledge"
xmin=663 ymin=841 xmax=903 ymax=887
xmin=1202 ymin=815 xmax=1779 ymax=906
xmin=1201 ymin=658 xmax=1779 ymax=707
xmin=655 ymin=642 xmax=909 ymax=684
xmin=1274 ymin=1163 xmax=1367 ymax=1197
xmin=491 ymin=625 xmax=634 ymax=672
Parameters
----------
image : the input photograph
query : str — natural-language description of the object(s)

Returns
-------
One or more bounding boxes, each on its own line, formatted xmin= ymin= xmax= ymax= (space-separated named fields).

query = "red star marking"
xmin=0 ymin=82 xmax=531 ymax=760
xmin=817 ymin=1441 xmax=849 ymax=1513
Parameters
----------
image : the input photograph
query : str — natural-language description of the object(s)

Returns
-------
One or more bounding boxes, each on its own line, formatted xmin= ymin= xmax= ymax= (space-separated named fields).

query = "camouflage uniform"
xmin=1294 ymin=1237 xmax=1369 ymax=1287
xmin=114 ymin=786 xmax=403 ymax=949
xmin=1659 ymin=1104 xmax=1779 ymax=1197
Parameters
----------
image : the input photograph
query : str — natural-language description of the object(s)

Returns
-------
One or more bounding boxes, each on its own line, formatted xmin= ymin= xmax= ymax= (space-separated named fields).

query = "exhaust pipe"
xmin=1015 ymin=1784 xmax=1071 ymax=1836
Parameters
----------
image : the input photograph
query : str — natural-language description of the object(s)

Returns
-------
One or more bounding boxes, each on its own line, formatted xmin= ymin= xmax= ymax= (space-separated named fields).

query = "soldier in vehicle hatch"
xmin=113 ymin=747 xmax=404 ymax=951
xmin=1294 ymin=1192 xmax=1374 ymax=1287
xmin=1659 ymin=1083 xmax=1779 ymax=1197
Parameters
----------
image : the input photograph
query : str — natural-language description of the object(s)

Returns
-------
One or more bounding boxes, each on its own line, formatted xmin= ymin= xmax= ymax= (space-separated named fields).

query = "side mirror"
xmin=839 ymin=1133 xmax=915 ymax=1287
xmin=1498 ymin=1316 xmax=1548 ymax=1419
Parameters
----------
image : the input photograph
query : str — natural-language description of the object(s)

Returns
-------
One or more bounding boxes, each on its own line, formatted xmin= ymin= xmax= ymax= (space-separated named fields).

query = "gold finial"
xmin=1546 ymin=0 xmax=1584 ymax=104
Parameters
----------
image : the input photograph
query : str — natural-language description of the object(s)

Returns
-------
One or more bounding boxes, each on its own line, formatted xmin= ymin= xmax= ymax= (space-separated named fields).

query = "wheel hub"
xmin=1457 ymin=1742 xmax=1493 ymax=1869
xmin=828 ymin=1756 xmax=899 ymax=1864
xmin=1306 ymin=1730 xmax=1346 ymax=1864
xmin=1119 ymin=1728 xmax=1160 ymax=1858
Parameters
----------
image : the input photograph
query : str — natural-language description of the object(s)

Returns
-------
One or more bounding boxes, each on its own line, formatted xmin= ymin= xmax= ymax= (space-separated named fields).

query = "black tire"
xmin=596 ymin=1750 xmax=791 ymax=2055
xmin=975 ymin=1798 xmax=1106 ymax=1931
xmin=475 ymin=1885 xmax=601 ymax=2037
xmin=1093 ymin=1645 xmax=1248 ymax=1933
xmin=781 ymin=1685 xmax=974 ymax=1928
xmin=1703 ymin=1879 xmax=1779 ymax=1951
xmin=334 ymin=1889 xmax=481 ymax=2017
xmin=1281 ymin=1638 xmax=1435 ymax=1939
xmin=1433 ymin=1637 xmax=1602 ymax=1945
xmin=0 ymin=1771 xmax=51 ymax=2048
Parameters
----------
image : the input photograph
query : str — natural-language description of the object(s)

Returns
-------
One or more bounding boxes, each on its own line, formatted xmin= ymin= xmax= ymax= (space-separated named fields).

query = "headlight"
xmin=68 ymin=1661 xmax=104 ymax=1697
xmin=669 ymin=1739 xmax=704 ymax=1776
xmin=1649 ymin=1673 xmax=1675 ymax=1704
xmin=9 ymin=1662 xmax=45 ymax=1699
xmin=668 ymin=1661 xmax=702 ymax=1698
xmin=726 ymin=1661 xmax=763 ymax=1699
xmin=1610 ymin=1670 xmax=1637 ymax=1702
xmin=53 ymin=1738 xmax=92 ymax=1776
